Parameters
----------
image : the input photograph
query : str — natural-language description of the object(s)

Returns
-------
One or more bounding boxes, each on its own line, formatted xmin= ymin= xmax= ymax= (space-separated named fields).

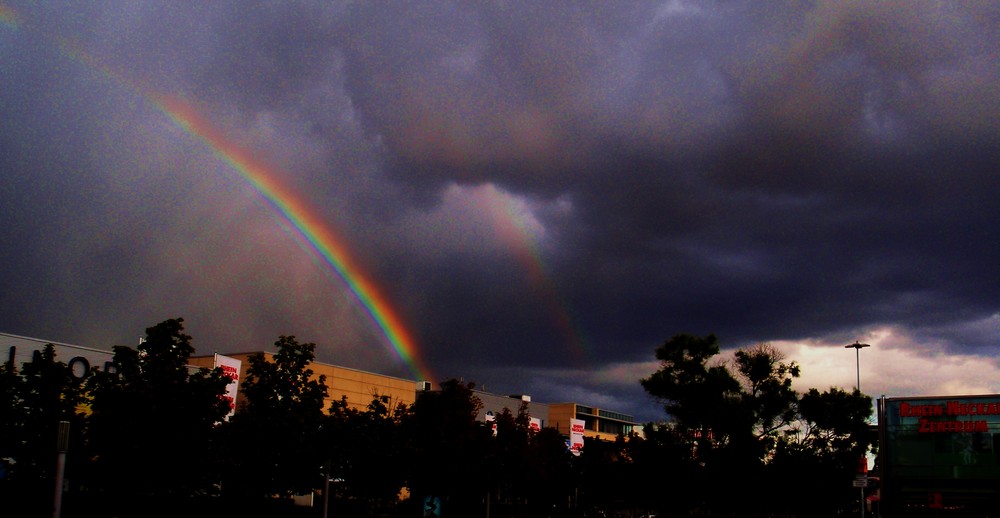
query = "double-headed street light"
xmin=845 ymin=341 xmax=871 ymax=392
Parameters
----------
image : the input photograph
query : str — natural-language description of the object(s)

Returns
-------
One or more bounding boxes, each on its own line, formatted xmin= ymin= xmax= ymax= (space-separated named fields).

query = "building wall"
xmin=3 ymin=331 xmax=638 ymax=442
xmin=548 ymin=402 xmax=637 ymax=441
xmin=548 ymin=403 xmax=578 ymax=436
xmin=189 ymin=352 xmax=418 ymax=413
xmin=2 ymin=332 xmax=113 ymax=381
xmin=474 ymin=390 xmax=550 ymax=428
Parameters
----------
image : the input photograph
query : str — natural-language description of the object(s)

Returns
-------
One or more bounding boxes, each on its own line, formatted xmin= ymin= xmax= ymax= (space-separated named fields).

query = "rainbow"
xmin=0 ymin=4 xmax=19 ymax=29
xmin=155 ymin=95 xmax=436 ymax=383
xmin=0 ymin=4 xmax=436 ymax=383
xmin=483 ymin=188 xmax=591 ymax=366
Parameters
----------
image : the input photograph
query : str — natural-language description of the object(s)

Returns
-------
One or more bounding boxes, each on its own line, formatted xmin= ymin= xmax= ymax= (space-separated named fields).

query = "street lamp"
xmin=845 ymin=341 xmax=872 ymax=518
xmin=845 ymin=341 xmax=871 ymax=392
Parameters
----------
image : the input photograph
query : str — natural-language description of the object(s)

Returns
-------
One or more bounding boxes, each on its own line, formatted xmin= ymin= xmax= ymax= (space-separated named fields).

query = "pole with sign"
xmin=52 ymin=421 xmax=70 ymax=518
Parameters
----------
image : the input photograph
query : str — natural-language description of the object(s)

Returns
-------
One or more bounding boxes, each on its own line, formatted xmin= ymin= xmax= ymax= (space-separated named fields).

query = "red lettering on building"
xmin=900 ymin=402 xmax=945 ymax=417
xmin=945 ymin=400 xmax=1000 ymax=416
xmin=221 ymin=365 xmax=239 ymax=381
xmin=917 ymin=418 xmax=988 ymax=433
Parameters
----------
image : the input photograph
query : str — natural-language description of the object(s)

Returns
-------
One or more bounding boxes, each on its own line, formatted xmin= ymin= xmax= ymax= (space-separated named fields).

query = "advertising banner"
xmin=214 ymin=353 xmax=241 ymax=420
xmin=485 ymin=410 xmax=497 ymax=436
xmin=570 ymin=418 xmax=585 ymax=456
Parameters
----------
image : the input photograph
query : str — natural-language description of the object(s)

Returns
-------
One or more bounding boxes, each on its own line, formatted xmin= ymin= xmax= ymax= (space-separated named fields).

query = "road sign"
xmin=423 ymin=495 xmax=441 ymax=517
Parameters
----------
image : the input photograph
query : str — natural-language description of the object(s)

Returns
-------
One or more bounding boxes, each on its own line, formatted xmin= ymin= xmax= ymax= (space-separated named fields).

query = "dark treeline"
xmin=0 ymin=320 xmax=873 ymax=517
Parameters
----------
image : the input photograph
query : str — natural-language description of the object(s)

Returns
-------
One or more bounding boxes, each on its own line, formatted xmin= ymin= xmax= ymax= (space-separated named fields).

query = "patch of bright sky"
xmin=770 ymin=326 xmax=1000 ymax=398
xmin=402 ymin=182 xmax=560 ymax=260
xmin=570 ymin=324 xmax=1000 ymax=418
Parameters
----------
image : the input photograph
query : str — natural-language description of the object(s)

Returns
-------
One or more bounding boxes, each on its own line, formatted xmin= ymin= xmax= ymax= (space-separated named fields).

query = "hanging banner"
xmin=485 ymin=410 xmax=497 ymax=436
xmin=214 ymin=353 xmax=241 ymax=419
xmin=570 ymin=418 xmax=585 ymax=455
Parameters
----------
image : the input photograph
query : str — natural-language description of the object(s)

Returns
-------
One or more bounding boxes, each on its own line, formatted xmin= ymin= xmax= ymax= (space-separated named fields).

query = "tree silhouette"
xmin=408 ymin=379 xmax=492 ymax=516
xmin=220 ymin=336 xmax=328 ymax=500
xmin=86 ymin=318 xmax=231 ymax=510
xmin=0 ymin=344 xmax=88 ymax=514
xmin=323 ymin=394 xmax=412 ymax=514
xmin=640 ymin=334 xmax=868 ymax=516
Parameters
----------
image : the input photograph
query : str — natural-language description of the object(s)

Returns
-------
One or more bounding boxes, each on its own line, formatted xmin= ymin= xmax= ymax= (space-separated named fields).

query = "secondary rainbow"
xmin=484 ymin=190 xmax=592 ymax=366
xmin=155 ymin=95 xmax=435 ymax=383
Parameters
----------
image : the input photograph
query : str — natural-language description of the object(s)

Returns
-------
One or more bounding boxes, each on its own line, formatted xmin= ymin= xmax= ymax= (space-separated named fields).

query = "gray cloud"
xmin=2 ymin=0 xmax=998 ymax=422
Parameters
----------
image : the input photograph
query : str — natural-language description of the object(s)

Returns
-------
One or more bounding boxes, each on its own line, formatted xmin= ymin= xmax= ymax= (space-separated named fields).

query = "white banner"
xmin=570 ymin=418 xmax=585 ymax=455
xmin=214 ymin=353 xmax=241 ymax=420
xmin=485 ymin=410 xmax=497 ymax=436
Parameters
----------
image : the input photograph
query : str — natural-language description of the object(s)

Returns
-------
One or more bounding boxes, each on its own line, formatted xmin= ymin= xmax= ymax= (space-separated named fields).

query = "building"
xmin=3 ymin=331 xmax=640 ymax=446
xmin=187 ymin=352 xmax=421 ymax=412
xmin=2 ymin=332 xmax=113 ymax=381
xmin=465 ymin=388 xmax=639 ymax=442
xmin=473 ymin=390 xmax=548 ymax=432
xmin=878 ymin=394 xmax=1000 ymax=516
xmin=549 ymin=402 xmax=637 ymax=441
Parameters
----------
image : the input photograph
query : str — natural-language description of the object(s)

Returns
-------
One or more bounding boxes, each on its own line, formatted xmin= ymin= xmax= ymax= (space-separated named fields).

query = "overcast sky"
xmin=2 ymin=1 xmax=998 ymax=423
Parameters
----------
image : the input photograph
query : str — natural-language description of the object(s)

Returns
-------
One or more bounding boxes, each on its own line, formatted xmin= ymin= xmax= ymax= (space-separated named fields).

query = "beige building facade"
xmin=188 ymin=352 xmax=420 ymax=413
xmin=548 ymin=402 xmax=637 ymax=441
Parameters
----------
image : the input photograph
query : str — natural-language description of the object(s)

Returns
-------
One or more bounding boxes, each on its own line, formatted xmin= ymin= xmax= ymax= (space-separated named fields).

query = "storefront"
xmin=879 ymin=395 xmax=1000 ymax=516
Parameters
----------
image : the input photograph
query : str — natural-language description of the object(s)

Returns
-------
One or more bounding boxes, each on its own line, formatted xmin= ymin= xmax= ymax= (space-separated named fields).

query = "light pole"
xmin=845 ymin=341 xmax=871 ymax=392
xmin=845 ymin=341 xmax=871 ymax=518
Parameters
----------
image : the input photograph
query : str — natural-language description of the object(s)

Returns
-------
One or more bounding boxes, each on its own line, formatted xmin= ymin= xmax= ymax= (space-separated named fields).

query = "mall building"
xmin=878 ymin=394 xmax=1000 ymax=516
xmin=2 ymin=332 xmax=638 ymax=444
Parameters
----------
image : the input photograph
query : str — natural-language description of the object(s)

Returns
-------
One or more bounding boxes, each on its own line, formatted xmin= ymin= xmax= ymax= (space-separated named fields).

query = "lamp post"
xmin=845 ymin=341 xmax=871 ymax=518
xmin=844 ymin=341 xmax=871 ymax=392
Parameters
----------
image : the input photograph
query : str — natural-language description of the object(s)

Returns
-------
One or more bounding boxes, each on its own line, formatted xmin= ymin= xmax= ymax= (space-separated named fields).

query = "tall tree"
xmin=768 ymin=387 xmax=874 ymax=515
xmin=408 ymin=379 xmax=492 ymax=516
xmin=640 ymin=334 xmax=744 ymax=446
xmin=220 ymin=336 xmax=328 ymax=500
xmin=86 ymin=318 xmax=231 ymax=508
xmin=323 ymin=394 xmax=412 ymax=515
xmin=0 ymin=345 xmax=88 ymax=512
xmin=641 ymin=334 xmax=872 ymax=516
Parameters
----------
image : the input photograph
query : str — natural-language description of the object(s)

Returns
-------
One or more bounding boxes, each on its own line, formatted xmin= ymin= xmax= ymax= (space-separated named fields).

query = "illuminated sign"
xmin=881 ymin=395 xmax=1000 ymax=482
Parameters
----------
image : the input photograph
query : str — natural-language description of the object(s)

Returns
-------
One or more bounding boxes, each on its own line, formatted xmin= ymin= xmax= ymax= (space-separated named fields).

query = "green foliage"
xmin=0 ymin=344 xmax=88 ymax=508
xmin=640 ymin=334 xmax=744 ymax=446
xmin=220 ymin=335 xmax=328 ymax=500
xmin=769 ymin=387 xmax=874 ymax=514
xmin=0 ymin=358 xmax=22 ymax=464
xmin=86 ymin=318 xmax=232 ymax=502
xmin=641 ymin=333 xmax=872 ymax=516
xmin=487 ymin=402 xmax=573 ymax=509
xmin=408 ymin=379 xmax=492 ymax=514
xmin=0 ymin=322 xmax=881 ymax=517
xmin=323 ymin=394 xmax=412 ymax=512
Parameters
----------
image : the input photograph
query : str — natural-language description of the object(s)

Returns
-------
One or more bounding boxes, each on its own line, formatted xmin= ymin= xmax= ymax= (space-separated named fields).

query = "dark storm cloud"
xmin=2 ymin=0 xmax=998 ymax=422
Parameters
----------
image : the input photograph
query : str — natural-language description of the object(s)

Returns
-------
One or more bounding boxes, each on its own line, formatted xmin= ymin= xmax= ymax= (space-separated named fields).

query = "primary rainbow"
xmin=155 ymin=95 xmax=435 ymax=383
xmin=0 ymin=4 xmax=435 ymax=382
